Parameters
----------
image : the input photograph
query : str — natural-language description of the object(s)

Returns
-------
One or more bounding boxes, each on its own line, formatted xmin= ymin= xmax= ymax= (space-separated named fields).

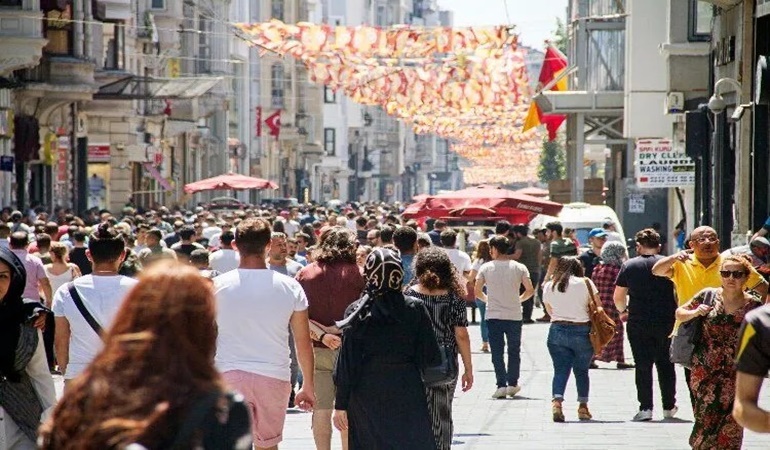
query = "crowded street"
xmin=5 ymin=0 xmax=770 ymax=449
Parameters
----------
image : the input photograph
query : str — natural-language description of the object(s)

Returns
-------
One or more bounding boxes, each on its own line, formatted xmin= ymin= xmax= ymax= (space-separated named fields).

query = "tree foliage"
xmin=538 ymin=137 xmax=566 ymax=184
xmin=552 ymin=17 xmax=568 ymax=55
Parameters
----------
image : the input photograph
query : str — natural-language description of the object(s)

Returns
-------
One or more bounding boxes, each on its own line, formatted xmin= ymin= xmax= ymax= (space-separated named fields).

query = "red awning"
xmin=184 ymin=172 xmax=278 ymax=194
xmin=402 ymin=186 xmax=562 ymax=223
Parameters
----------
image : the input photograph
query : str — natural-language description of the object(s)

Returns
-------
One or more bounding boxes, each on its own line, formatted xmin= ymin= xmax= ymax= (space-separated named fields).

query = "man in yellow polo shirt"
xmin=652 ymin=226 xmax=767 ymax=306
xmin=652 ymin=225 xmax=768 ymax=408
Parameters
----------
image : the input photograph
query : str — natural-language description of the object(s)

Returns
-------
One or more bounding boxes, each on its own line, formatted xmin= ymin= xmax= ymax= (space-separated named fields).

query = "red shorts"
xmin=223 ymin=370 xmax=292 ymax=448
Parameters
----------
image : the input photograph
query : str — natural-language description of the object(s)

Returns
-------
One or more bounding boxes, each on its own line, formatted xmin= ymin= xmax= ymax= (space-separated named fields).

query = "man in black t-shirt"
xmin=614 ymin=228 xmax=678 ymax=422
xmin=170 ymin=226 xmax=205 ymax=262
xmin=734 ymin=305 xmax=770 ymax=432
xmin=578 ymin=228 xmax=607 ymax=279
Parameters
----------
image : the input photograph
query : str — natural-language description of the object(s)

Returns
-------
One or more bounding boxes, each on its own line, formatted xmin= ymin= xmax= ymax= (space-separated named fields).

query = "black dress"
xmin=334 ymin=295 xmax=441 ymax=450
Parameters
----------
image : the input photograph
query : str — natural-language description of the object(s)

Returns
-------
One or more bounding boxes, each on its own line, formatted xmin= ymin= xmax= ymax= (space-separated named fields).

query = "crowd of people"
xmin=1 ymin=203 xmax=770 ymax=449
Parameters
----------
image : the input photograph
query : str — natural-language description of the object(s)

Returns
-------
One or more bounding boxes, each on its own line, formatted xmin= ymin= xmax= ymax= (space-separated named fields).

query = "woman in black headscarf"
xmin=332 ymin=248 xmax=441 ymax=450
xmin=0 ymin=246 xmax=56 ymax=449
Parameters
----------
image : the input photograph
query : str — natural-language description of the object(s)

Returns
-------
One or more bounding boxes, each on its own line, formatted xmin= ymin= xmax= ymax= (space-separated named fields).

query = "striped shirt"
xmin=405 ymin=288 xmax=468 ymax=350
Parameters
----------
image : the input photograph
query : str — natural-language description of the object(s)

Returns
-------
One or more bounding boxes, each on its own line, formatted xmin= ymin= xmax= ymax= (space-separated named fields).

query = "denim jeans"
xmin=475 ymin=299 xmax=489 ymax=343
xmin=521 ymin=271 xmax=540 ymax=321
xmin=487 ymin=319 xmax=522 ymax=388
xmin=547 ymin=324 xmax=593 ymax=402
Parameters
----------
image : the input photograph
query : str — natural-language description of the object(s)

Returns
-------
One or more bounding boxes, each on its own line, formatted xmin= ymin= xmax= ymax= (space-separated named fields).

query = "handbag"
xmin=584 ymin=278 xmax=616 ymax=355
xmin=421 ymin=343 xmax=458 ymax=388
xmin=669 ymin=288 xmax=716 ymax=368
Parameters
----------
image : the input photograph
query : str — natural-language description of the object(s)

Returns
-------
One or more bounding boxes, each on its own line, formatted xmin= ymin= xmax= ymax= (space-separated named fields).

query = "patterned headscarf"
xmin=363 ymin=248 xmax=404 ymax=292
xmin=600 ymin=241 xmax=627 ymax=267
xmin=336 ymin=248 xmax=404 ymax=330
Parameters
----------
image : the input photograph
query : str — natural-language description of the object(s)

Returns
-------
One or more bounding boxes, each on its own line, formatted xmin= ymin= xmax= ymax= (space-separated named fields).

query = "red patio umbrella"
xmin=402 ymin=186 xmax=562 ymax=223
xmin=184 ymin=172 xmax=278 ymax=194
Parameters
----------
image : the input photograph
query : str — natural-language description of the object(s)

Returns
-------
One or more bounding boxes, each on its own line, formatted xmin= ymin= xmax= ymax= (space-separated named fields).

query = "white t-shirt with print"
xmin=51 ymin=275 xmax=138 ymax=379
xmin=214 ymin=269 xmax=308 ymax=381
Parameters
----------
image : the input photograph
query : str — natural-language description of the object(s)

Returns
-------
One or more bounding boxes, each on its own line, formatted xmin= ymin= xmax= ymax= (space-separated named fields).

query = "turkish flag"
xmin=255 ymin=106 xmax=262 ymax=137
xmin=265 ymin=110 xmax=281 ymax=139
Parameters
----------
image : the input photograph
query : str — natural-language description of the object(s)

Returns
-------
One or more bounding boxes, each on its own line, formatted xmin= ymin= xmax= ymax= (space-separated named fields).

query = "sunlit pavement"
xmin=53 ymin=308 xmax=770 ymax=449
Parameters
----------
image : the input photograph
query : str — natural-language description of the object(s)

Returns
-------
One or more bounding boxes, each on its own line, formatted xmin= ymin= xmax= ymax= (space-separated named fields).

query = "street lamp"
xmin=707 ymin=77 xmax=742 ymax=114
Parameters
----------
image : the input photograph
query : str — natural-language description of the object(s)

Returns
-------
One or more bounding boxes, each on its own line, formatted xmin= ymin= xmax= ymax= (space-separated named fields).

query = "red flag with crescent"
xmin=265 ymin=110 xmax=281 ymax=139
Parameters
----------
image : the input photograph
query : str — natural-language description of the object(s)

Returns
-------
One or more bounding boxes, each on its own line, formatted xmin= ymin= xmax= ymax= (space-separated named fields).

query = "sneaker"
xmin=492 ymin=387 xmax=507 ymax=399
xmin=663 ymin=406 xmax=679 ymax=419
xmin=617 ymin=362 xmax=635 ymax=369
xmin=506 ymin=385 xmax=521 ymax=397
xmin=632 ymin=410 xmax=653 ymax=422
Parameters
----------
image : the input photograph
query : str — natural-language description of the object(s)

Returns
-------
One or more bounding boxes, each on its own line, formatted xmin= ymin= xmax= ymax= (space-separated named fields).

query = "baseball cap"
xmin=589 ymin=228 xmax=608 ymax=239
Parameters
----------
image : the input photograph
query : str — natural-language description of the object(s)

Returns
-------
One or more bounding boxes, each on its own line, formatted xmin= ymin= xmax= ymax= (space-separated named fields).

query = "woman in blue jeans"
xmin=542 ymin=256 xmax=595 ymax=422
xmin=470 ymin=240 xmax=492 ymax=352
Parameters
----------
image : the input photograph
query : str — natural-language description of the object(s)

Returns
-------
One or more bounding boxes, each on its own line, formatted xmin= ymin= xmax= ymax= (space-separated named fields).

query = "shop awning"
xmin=94 ymin=76 xmax=222 ymax=100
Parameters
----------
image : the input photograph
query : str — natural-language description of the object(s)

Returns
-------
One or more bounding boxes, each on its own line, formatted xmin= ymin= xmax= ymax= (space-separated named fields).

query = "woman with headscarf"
xmin=0 ymin=247 xmax=56 ymax=449
xmin=332 ymin=248 xmax=441 ymax=450
xmin=591 ymin=241 xmax=633 ymax=369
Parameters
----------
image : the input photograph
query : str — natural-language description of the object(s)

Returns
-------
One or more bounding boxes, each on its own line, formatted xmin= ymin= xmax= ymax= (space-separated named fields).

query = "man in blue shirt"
xmin=394 ymin=226 xmax=418 ymax=287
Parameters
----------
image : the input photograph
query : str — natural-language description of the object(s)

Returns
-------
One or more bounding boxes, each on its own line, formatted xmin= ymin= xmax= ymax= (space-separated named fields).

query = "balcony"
xmin=94 ymin=0 xmax=131 ymax=20
xmin=0 ymin=8 xmax=47 ymax=76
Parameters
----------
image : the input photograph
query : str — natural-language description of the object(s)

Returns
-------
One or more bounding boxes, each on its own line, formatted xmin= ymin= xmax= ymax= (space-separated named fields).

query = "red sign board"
xmin=88 ymin=144 xmax=110 ymax=162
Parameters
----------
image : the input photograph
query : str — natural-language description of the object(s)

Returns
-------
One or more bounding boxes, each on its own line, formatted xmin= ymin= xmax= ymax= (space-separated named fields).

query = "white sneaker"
xmin=632 ymin=410 xmax=653 ymax=422
xmin=506 ymin=385 xmax=521 ymax=398
xmin=663 ymin=406 xmax=678 ymax=419
xmin=492 ymin=387 xmax=507 ymax=399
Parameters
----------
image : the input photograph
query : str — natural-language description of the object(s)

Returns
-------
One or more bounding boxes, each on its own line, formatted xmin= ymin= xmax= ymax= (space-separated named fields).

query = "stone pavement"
xmin=54 ymin=314 xmax=770 ymax=449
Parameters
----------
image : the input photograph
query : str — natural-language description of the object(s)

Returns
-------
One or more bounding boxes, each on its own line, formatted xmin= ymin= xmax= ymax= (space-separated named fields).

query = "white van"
xmin=528 ymin=202 xmax=627 ymax=249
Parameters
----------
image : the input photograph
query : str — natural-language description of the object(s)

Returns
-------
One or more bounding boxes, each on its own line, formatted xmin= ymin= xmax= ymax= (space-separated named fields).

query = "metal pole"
xmin=572 ymin=113 xmax=585 ymax=202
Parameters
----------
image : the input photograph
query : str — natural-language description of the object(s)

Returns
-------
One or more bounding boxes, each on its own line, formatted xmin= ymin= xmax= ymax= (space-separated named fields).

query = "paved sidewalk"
xmin=54 ymin=316 xmax=770 ymax=449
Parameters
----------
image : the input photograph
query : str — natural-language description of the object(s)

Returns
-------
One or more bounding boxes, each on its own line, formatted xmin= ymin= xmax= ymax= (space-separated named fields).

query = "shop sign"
xmin=88 ymin=144 xmax=110 ymax=162
xmin=57 ymin=137 xmax=69 ymax=182
xmin=635 ymin=139 xmax=695 ymax=188
xmin=0 ymin=155 xmax=13 ymax=172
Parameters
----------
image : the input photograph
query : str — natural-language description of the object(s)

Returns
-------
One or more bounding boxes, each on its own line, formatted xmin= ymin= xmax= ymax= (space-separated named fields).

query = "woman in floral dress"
xmin=591 ymin=242 xmax=633 ymax=368
xmin=676 ymin=255 xmax=762 ymax=450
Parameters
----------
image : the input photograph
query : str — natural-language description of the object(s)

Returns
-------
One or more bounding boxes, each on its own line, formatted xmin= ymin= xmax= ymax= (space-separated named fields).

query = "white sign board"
xmin=628 ymin=194 xmax=645 ymax=214
xmin=635 ymin=139 xmax=695 ymax=188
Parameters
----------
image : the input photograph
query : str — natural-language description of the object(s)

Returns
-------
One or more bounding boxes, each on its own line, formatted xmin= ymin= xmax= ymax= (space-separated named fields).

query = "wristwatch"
xmin=319 ymin=332 xmax=327 ymax=342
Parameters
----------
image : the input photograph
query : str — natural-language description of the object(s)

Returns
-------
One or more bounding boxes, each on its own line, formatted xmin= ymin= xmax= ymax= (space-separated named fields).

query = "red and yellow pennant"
xmin=522 ymin=45 xmax=569 ymax=141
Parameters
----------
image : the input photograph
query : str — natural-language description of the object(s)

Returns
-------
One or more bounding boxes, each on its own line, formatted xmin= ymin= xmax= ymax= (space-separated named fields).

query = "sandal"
xmin=578 ymin=404 xmax=592 ymax=421
xmin=552 ymin=401 xmax=565 ymax=423
xmin=480 ymin=343 xmax=490 ymax=353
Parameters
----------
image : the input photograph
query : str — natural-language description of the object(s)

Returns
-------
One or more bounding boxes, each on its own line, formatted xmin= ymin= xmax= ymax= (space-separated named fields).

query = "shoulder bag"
xmin=68 ymin=282 xmax=103 ymax=339
xmin=584 ymin=278 xmax=617 ymax=355
xmin=419 ymin=298 xmax=459 ymax=388
xmin=669 ymin=288 xmax=716 ymax=368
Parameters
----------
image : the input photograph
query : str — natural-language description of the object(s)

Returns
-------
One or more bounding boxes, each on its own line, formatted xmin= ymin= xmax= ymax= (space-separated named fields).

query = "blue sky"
xmin=438 ymin=0 xmax=567 ymax=48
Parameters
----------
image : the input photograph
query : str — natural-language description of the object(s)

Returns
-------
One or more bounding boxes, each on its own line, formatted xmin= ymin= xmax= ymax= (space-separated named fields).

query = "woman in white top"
xmin=542 ymin=256 xmax=596 ymax=423
xmin=44 ymin=242 xmax=82 ymax=295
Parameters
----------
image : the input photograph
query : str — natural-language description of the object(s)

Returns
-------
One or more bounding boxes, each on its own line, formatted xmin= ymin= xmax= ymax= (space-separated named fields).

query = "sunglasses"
xmin=720 ymin=270 xmax=747 ymax=279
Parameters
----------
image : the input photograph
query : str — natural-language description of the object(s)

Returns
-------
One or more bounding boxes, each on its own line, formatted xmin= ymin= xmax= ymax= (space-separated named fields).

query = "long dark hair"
xmin=551 ymin=256 xmax=584 ymax=293
xmin=0 ymin=247 xmax=28 ymax=382
xmin=40 ymin=262 xmax=222 ymax=449
xmin=413 ymin=247 xmax=467 ymax=297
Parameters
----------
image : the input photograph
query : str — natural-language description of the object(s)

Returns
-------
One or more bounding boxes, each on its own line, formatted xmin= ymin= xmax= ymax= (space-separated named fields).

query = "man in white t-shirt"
xmin=209 ymin=230 xmax=240 ymax=273
xmin=440 ymin=229 xmax=472 ymax=278
xmin=214 ymin=218 xmax=315 ymax=450
xmin=53 ymin=226 xmax=137 ymax=389
xmin=475 ymin=236 xmax=535 ymax=400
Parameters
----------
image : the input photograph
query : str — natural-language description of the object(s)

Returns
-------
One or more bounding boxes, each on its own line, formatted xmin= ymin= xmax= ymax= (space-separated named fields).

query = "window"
xmin=102 ymin=22 xmax=125 ymax=70
xmin=271 ymin=0 xmax=284 ymax=21
xmin=151 ymin=0 xmax=165 ymax=9
xmin=689 ymin=0 xmax=712 ymax=42
xmin=324 ymin=128 xmax=336 ymax=155
xmin=324 ymin=86 xmax=336 ymax=103
xmin=271 ymin=63 xmax=284 ymax=108
xmin=197 ymin=16 xmax=211 ymax=73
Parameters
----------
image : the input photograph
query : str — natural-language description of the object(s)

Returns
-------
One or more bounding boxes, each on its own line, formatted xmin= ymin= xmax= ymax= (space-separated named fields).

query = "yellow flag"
xmin=522 ymin=103 xmax=541 ymax=132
